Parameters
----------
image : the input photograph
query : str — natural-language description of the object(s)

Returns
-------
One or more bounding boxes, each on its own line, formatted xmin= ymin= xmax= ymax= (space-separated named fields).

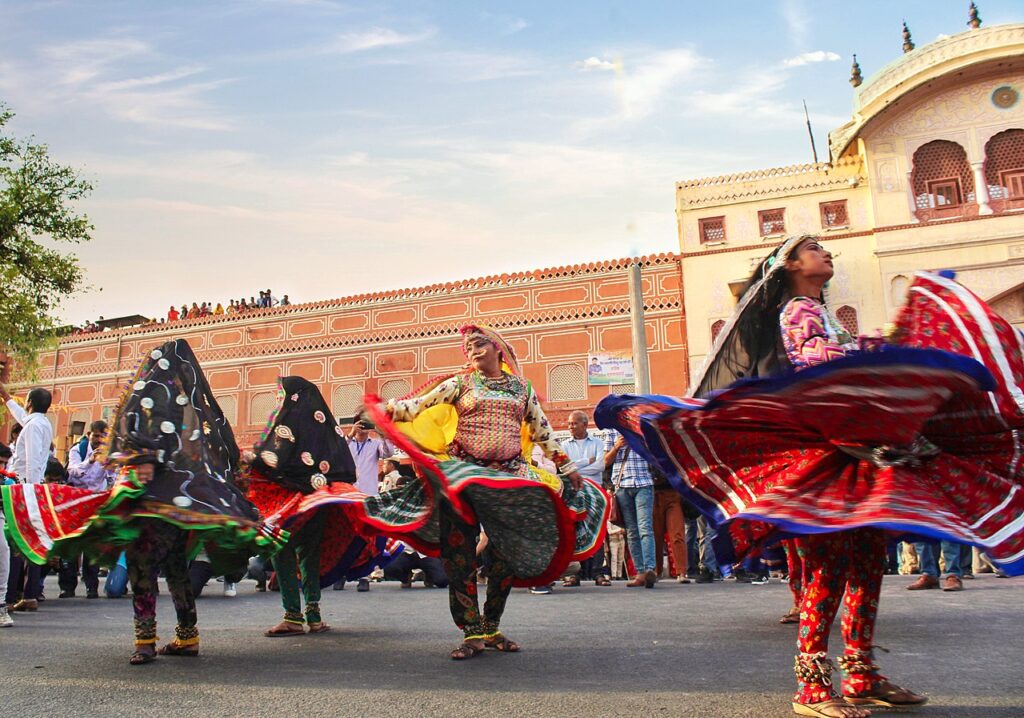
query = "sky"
xmin=3 ymin=0 xmax=1022 ymax=325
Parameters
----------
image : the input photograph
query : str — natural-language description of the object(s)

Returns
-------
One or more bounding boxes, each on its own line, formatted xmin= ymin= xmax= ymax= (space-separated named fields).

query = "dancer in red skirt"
xmin=599 ymin=235 xmax=1024 ymax=717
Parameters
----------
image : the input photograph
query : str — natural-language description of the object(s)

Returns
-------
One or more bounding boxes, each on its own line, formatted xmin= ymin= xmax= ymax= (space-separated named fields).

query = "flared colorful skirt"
xmin=596 ymin=272 xmax=1024 ymax=576
xmin=248 ymin=477 xmax=404 ymax=586
xmin=364 ymin=400 xmax=610 ymax=587
xmin=2 ymin=470 xmax=286 ymax=571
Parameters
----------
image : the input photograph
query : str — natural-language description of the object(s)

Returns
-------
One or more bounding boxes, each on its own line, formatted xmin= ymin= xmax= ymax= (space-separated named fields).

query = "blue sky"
xmin=3 ymin=0 xmax=1021 ymax=324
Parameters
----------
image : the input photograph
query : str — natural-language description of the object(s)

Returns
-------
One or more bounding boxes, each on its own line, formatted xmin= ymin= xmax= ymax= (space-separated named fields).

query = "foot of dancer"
xmin=129 ymin=643 xmax=157 ymax=665
xmin=265 ymin=618 xmax=306 ymax=637
xmin=838 ymin=652 xmax=927 ymax=707
xmin=793 ymin=653 xmax=870 ymax=718
xmin=450 ymin=639 xmax=486 ymax=660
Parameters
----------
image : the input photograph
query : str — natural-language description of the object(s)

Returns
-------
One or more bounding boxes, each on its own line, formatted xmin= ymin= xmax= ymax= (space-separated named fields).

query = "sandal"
xmin=792 ymin=699 xmax=870 ymax=718
xmin=845 ymin=680 xmax=928 ymax=707
xmin=450 ymin=641 xmax=485 ymax=660
xmin=483 ymin=633 xmax=520 ymax=652
xmin=307 ymin=621 xmax=331 ymax=634
xmin=780 ymin=607 xmax=801 ymax=624
xmin=562 ymin=576 xmax=580 ymax=587
xmin=129 ymin=646 xmax=157 ymax=665
xmin=157 ymin=641 xmax=199 ymax=657
xmin=595 ymin=575 xmax=612 ymax=586
xmin=264 ymin=621 xmax=306 ymax=637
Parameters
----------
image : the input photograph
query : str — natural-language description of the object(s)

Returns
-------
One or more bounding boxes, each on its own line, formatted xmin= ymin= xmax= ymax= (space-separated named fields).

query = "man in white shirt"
xmin=1 ymin=383 xmax=53 ymax=485
xmin=559 ymin=411 xmax=611 ymax=587
xmin=0 ymin=382 xmax=54 ymax=612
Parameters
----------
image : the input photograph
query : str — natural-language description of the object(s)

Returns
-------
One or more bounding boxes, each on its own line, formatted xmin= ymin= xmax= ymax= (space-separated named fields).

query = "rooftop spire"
xmin=849 ymin=54 xmax=863 ymax=88
xmin=902 ymin=21 xmax=915 ymax=53
xmin=968 ymin=2 xmax=982 ymax=29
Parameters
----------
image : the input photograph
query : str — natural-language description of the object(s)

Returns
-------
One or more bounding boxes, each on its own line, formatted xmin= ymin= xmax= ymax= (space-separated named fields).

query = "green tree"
xmin=0 ymin=103 xmax=93 ymax=376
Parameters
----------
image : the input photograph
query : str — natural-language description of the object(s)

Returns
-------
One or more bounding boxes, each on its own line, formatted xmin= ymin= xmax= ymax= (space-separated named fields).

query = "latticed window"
xmin=332 ymin=384 xmax=363 ymax=420
xmin=548 ymin=364 xmax=587 ymax=401
xmin=698 ymin=216 xmax=726 ymax=243
xmin=250 ymin=391 xmax=279 ymax=426
xmin=608 ymin=382 xmax=636 ymax=395
xmin=710 ymin=319 xmax=726 ymax=343
xmin=836 ymin=305 xmax=859 ymax=336
xmin=911 ymin=140 xmax=975 ymax=214
xmin=758 ymin=208 xmax=786 ymax=236
xmin=984 ymin=129 xmax=1024 ymax=200
xmin=820 ymin=200 xmax=849 ymax=228
xmin=379 ymin=379 xmax=411 ymax=401
xmin=216 ymin=395 xmax=238 ymax=425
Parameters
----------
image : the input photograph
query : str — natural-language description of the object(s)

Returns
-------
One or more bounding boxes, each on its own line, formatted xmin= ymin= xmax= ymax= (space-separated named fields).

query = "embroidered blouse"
xmin=387 ymin=372 xmax=576 ymax=474
xmin=780 ymin=296 xmax=858 ymax=370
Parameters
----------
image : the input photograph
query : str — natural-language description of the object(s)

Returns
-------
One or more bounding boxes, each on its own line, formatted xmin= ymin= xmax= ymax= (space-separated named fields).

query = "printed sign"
xmin=587 ymin=352 xmax=635 ymax=385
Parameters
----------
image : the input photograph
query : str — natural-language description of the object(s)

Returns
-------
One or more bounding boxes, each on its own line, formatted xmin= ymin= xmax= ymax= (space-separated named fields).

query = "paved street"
xmin=3 ymin=572 xmax=1022 ymax=718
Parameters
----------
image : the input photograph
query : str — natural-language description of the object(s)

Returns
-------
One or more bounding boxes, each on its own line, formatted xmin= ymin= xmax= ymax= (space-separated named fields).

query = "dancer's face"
xmin=464 ymin=335 xmax=501 ymax=375
xmin=786 ymin=239 xmax=834 ymax=284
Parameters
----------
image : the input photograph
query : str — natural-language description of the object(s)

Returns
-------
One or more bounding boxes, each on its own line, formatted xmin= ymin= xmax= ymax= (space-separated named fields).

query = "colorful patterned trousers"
xmin=792 ymin=529 xmax=887 ymax=703
xmin=272 ymin=511 xmax=325 ymax=625
xmin=439 ymin=501 xmax=514 ymax=640
xmin=125 ymin=519 xmax=198 ymax=647
xmin=784 ymin=539 xmax=802 ymax=607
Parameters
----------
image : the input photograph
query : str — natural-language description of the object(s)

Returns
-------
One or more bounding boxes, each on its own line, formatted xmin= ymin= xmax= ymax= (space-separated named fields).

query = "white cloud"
xmin=780 ymin=0 xmax=809 ymax=48
xmin=782 ymin=50 xmax=841 ymax=68
xmin=618 ymin=48 xmax=703 ymax=120
xmin=328 ymin=26 xmax=435 ymax=54
xmin=575 ymin=56 xmax=616 ymax=71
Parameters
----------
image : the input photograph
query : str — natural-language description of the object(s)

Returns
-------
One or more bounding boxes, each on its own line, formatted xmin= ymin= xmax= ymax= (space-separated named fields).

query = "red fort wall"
xmin=8 ymin=254 xmax=688 ymax=455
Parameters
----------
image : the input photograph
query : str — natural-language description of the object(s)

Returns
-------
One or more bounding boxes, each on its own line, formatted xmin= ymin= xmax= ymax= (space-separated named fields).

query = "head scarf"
xmin=459 ymin=324 xmax=522 ymax=377
xmin=105 ymin=339 xmax=260 ymax=524
xmin=688 ymin=234 xmax=811 ymax=398
xmin=251 ymin=376 xmax=357 ymax=494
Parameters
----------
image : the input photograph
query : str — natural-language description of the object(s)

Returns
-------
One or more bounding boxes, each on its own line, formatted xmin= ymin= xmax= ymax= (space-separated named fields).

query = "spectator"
xmin=214 ymin=302 xmax=224 ymax=316
xmin=226 ymin=299 xmax=237 ymax=315
xmin=560 ymin=411 xmax=611 ymax=586
xmin=168 ymin=306 xmax=179 ymax=322
xmin=249 ymin=296 xmax=257 ymax=310
xmin=384 ymin=545 xmax=449 ymax=589
xmin=652 ymin=466 xmax=689 ymax=583
xmin=604 ymin=428 xmax=657 ymax=588
xmin=908 ymin=540 xmax=965 ymax=591
xmin=266 ymin=289 xmax=277 ymax=307
xmin=379 ymin=458 xmax=404 ymax=492
xmin=0 ymin=442 xmax=12 ymax=627
xmin=339 ymin=419 xmax=394 ymax=592
xmin=1 ymin=384 xmax=54 ymax=612
xmin=62 ymin=420 xmax=113 ymax=599
xmin=280 ymin=294 xmax=291 ymax=306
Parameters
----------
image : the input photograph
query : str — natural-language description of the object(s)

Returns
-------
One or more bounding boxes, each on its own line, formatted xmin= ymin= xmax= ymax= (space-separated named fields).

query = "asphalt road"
xmin=2 ymin=573 xmax=1022 ymax=718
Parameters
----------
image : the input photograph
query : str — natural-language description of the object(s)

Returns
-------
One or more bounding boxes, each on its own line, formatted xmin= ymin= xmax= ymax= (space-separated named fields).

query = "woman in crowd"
xmin=365 ymin=324 xmax=609 ymax=660
xmin=598 ymin=235 xmax=1024 ymax=718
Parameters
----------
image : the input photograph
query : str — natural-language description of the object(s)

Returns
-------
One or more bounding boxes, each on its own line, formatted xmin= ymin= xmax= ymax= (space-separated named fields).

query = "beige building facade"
xmin=677 ymin=22 xmax=1024 ymax=383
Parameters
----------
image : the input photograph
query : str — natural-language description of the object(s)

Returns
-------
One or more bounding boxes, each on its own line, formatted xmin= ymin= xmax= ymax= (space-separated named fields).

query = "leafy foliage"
xmin=0 ymin=104 xmax=93 ymax=375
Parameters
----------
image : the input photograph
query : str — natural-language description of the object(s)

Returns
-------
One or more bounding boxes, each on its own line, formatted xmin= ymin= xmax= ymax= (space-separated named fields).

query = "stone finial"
xmin=968 ymin=2 xmax=981 ymax=29
xmin=849 ymin=54 xmax=863 ymax=87
xmin=902 ymin=21 xmax=915 ymax=53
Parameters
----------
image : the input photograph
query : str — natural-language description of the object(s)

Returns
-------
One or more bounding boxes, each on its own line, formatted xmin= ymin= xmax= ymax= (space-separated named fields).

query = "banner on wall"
xmin=587 ymin=351 xmax=635 ymax=386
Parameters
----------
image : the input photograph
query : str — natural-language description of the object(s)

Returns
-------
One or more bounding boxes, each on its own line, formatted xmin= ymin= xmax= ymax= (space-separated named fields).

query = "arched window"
xmin=710 ymin=319 xmax=726 ymax=343
xmin=891 ymin=275 xmax=910 ymax=307
xmin=379 ymin=379 xmax=411 ymax=401
xmin=332 ymin=384 xmax=363 ymax=421
xmin=249 ymin=392 xmax=279 ymax=427
xmin=984 ymin=129 xmax=1024 ymax=209
xmin=911 ymin=140 xmax=975 ymax=220
xmin=548 ymin=363 xmax=587 ymax=401
xmin=216 ymin=395 xmax=238 ymax=426
xmin=836 ymin=305 xmax=859 ymax=335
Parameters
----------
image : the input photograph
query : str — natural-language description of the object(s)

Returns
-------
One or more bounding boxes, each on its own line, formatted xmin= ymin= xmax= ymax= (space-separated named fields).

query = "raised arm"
xmin=387 ymin=376 xmax=462 ymax=422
